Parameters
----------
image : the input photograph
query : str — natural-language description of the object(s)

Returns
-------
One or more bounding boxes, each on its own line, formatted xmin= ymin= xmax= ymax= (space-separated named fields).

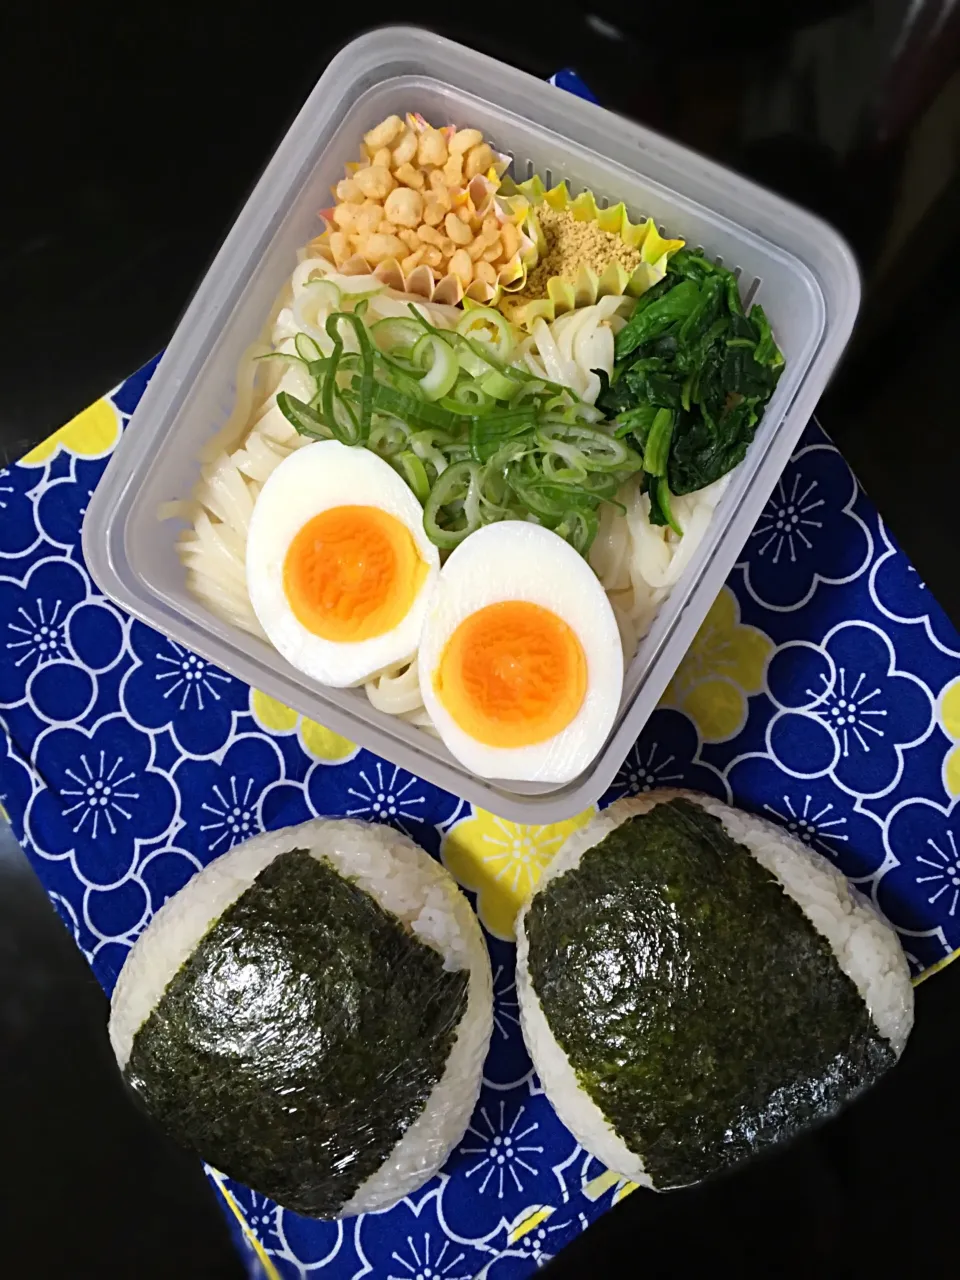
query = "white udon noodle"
xmin=172 ymin=258 xmax=730 ymax=726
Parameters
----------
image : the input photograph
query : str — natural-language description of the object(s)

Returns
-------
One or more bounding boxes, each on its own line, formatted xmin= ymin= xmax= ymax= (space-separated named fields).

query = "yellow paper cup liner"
xmin=496 ymin=175 xmax=684 ymax=328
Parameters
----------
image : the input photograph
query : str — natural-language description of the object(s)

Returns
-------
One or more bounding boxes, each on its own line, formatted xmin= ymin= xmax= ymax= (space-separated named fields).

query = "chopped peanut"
xmin=364 ymin=115 xmax=403 ymax=150
xmin=422 ymin=198 xmax=446 ymax=226
xmin=354 ymin=203 xmax=384 ymax=237
xmin=445 ymin=212 xmax=473 ymax=246
xmin=325 ymin=116 xmax=503 ymax=284
xmin=329 ymin=232 xmax=350 ymax=266
xmin=448 ymin=249 xmax=473 ymax=285
xmin=333 ymin=202 xmax=361 ymax=231
xmin=501 ymin=220 xmax=520 ymax=260
xmin=417 ymin=128 xmax=448 ymax=167
xmin=394 ymin=162 xmax=425 ymax=189
xmin=361 ymin=233 xmax=407 ymax=264
xmin=391 ymin=128 xmax=417 ymax=167
xmin=384 ymin=186 xmax=424 ymax=228
xmin=336 ymin=178 xmax=362 ymax=203
xmin=450 ymin=128 xmax=483 ymax=155
xmin=442 ymin=153 xmax=464 ymax=186
xmin=464 ymin=143 xmax=494 ymax=180
xmin=354 ymin=165 xmax=394 ymax=200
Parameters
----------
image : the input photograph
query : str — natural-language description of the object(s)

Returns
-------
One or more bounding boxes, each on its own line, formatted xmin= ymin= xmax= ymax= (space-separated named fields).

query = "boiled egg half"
xmin=418 ymin=522 xmax=624 ymax=782
xmin=247 ymin=440 xmax=439 ymax=687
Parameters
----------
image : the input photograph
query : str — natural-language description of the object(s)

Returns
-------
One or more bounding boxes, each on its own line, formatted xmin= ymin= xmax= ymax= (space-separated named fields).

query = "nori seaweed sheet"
xmin=525 ymin=798 xmax=895 ymax=1187
xmin=125 ymin=849 xmax=469 ymax=1217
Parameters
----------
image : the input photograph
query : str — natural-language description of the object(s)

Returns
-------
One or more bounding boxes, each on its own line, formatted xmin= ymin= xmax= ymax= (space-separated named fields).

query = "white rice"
xmin=110 ymin=818 xmax=492 ymax=1217
xmin=515 ymin=788 xmax=914 ymax=1189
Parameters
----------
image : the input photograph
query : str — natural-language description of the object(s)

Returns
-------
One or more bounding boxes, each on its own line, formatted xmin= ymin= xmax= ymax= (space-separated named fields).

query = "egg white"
xmin=418 ymin=522 xmax=624 ymax=782
xmin=247 ymin=440 xmax=439 ymax=687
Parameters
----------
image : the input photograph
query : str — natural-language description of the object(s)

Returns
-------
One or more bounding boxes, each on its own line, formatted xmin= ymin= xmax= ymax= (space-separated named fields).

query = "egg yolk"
xmin=435 ymin=600 xmax=587 ymax=748
xmin=283 ymin=505 xmax=427 ymax=643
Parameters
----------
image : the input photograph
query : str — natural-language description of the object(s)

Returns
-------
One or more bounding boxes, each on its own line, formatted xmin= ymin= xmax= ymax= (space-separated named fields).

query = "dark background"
xmin=2 ymin=1 xmax=960 ymax=1275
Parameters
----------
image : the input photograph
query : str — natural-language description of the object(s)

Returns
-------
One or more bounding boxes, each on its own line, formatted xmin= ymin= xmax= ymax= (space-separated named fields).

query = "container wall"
xmin=84 ymin=28 xmax=857 ymax=820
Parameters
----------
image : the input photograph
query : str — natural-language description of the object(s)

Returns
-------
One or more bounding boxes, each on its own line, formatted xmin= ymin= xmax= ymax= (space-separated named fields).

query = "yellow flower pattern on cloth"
xmin=582 ymin=1169 xmax=640 ymax=1206
xmin=249 ymin=689 xmax=357 ymax=763
xmin=661 ymin=585 xmax=773 ymax=742
xmin=442 ymin=805 xmax=594 ymax=939
xmin=939 ymin=677 xmax=960 ymax=796
xmin=21 ymin=398 xmax=121 ymax=465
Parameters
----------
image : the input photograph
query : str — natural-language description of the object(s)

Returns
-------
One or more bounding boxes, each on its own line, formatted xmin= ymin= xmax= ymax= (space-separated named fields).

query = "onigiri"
xmin=110 ymin=818 xmax=493 ymax=1218
xmin=516 ymin=789 xmax=913 ymax=1189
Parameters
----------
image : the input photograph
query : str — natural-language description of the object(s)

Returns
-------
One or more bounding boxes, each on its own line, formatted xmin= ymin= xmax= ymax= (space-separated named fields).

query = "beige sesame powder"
xmin=519 ymin=205 xmax=642 ymax=299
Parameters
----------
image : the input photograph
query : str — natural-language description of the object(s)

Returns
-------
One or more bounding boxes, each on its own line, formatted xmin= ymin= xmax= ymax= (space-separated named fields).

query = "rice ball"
xmin=516 ymin=789 xmax=913 ymax=1189
xmin=110 ymin=819 xmax=493 ymax=1218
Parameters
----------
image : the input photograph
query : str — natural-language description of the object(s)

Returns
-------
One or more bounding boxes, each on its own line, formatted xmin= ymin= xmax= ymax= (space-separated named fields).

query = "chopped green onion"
xmin=456 ymin=306 xmax=515 ymax=362
xmin=555 ymin=506 xmax=600 ymax=556
xmin=274 ymin=301 xmax=657 ymax=561
xmin=536 ymin=423 xmax=640 ymax=473
xmin=470 ymin=414 xmax=533 ymax=463
xmin=510 ymin=381 xmax=548 ymax=408
xmin=370 ymin=382 xmax=464 ymax=431
xmin=294 ymin=333 xmax=323 ymax=363
xmin=326 ymin=312 xmax=374 ymax=441
xmin=479 ymin=370 xmax=520 ymax=401
xmin=413 ymin=333 xmax=460 ymax=401
xmin=301 ymin=280 xmax=341 ymax=312
xmin=409 ymin=429 xmax=450 ymax=476
xmin=407 ymin=304 xmax=569 ymax=396
xmin=276 ymin=392 xmax=333 ymax=440
xmin=423 ymin=462 xmax=482 ymax=548
xmin=447 ymin=381 xmax=493 ymax=412
xmin=394 ymin=450 xmax=430 ymax=503
xmin=317 ymin=322 xmax=358 ymax=445
xmin=370 ymin=317 xmax=423 ymax=353
xmin=368 ymin=419 xmax=410 ymax=458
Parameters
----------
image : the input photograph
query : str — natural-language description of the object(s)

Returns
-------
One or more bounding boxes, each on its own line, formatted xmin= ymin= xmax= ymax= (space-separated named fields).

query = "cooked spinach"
xmin=125 ymin=849 xmax=468 ymax=1218
xmin=599 ymin=250 xmax=785 ymax=509
xmin=524 ymin=799 xmax=894 ymax=1188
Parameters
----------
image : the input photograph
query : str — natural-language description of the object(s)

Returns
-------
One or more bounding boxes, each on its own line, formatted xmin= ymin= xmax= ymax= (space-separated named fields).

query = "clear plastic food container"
xmin=83 ymin=26 xmax=860 ymax=821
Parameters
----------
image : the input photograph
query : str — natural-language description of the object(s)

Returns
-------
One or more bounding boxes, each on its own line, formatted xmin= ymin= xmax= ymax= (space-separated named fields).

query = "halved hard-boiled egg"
xmin=247 ymin=440 xmax=439 ymax=687
xmin=418 ymin=522 xmax=623 ymax=782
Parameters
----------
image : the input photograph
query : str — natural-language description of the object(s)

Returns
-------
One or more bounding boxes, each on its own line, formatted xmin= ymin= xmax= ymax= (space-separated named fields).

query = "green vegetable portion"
xmin=274 ymin=304 xmax=643 ymax=558
xmin=524 ymin=799 xmax=894 ymax=1188
xmin=270 ymin=254 xmax=785 ymax=558
xmin=598 ymin=249 xmax=785 ymax=523
xmin=125 ymin=849 xmax=469 ymax=1218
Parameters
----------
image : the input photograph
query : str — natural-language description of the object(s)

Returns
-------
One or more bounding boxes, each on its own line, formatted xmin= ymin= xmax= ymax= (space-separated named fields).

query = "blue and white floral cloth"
xmin=1 ymin=356 xmax=958 ymax=1280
